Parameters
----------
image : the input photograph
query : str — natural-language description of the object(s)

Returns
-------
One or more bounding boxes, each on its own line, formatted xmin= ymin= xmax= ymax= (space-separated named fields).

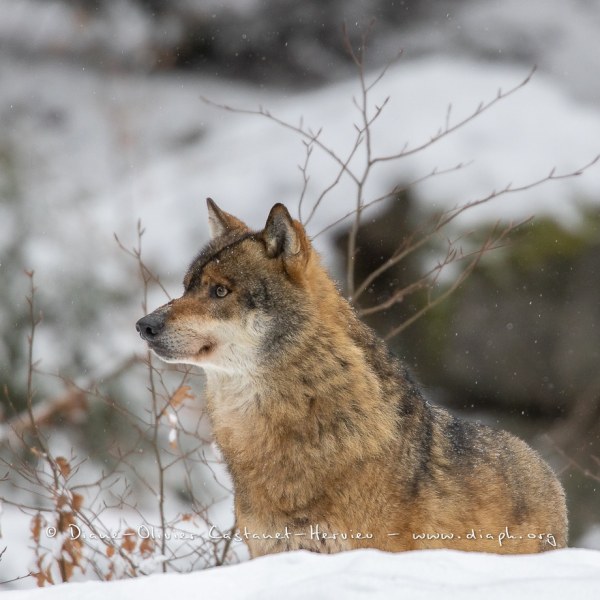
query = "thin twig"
xmin=352 ymin=157 xmax=600 ymax=304
xmin=371 ymin=66 xmax=538 ymax=164
xmin=383 ymin=221 xmax=517 ymax=339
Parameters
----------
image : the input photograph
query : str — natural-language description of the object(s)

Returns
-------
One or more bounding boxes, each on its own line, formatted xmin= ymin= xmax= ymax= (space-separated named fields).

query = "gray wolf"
xmin=136 ymin=199 xmax=567 ymax=556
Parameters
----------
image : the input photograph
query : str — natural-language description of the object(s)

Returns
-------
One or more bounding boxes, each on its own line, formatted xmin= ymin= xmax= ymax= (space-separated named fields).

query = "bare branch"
xmin=297 ymin=142 xmax=313 ymax=222
xmin=372 ymin=66 xmax=537 ymax=164
xmin=544 ymin=435 xmax=600 ymax=484
xmin=200 ymin=97 xmax=361 ymax=187
xmin=383 ymin=221 xmax=519 ymax=339
xmin=351 ymin=157 xmax=600 ymax=304
xmin=312 ymin=161 xmax=471 ymax=239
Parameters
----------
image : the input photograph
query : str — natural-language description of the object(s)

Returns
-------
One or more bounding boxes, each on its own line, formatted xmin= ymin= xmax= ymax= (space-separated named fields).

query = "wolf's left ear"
xmin=206 ymin=198 xmax=248 ymax=238
xmin=263 ymin=204 xmax=310 ymax=276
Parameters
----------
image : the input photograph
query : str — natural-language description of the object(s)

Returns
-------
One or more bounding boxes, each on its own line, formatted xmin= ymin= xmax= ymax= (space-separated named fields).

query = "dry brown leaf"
xmin=63 ymin=538 xmax=82 ymax=566
xmin=55 ymin=456 xmax=71 ymax=478
xmin=62 ymin=559 xmax=74 ymax=582
xmin=58 ymin=511 xmax=74 ymax=533
xmin=139 ymin=537 xmax=154 ymax=557
xmin=169 ymin=385 xmax=194 ymax=408
xmin=71 ymin=492 xmax=84 ymax=512
xmin=31 ymin=513 xmax=42 ymax=544
xmin=121 ymin=528 xmax=137 ymax=553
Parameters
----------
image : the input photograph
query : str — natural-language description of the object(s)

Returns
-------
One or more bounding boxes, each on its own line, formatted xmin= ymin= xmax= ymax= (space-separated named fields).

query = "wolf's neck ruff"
xmin=136 ymin=200 xmax=568 ymax=556
xmin=204 ymin=266 xmax=399 ymax=455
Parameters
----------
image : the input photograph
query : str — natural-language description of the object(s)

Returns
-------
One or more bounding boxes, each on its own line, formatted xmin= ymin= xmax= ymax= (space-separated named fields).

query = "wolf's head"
xmin=136 ymin=200 xmax=318 ymax=373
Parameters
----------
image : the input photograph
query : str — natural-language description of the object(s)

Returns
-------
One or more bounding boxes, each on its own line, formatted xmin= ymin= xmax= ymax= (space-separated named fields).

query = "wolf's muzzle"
xmin=136 ymin=312 xmax=165 ymax=341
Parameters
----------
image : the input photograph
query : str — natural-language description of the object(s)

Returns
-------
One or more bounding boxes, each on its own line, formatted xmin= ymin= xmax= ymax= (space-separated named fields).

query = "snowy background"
xmin=1 ymin=0 xmax=600 ymax=592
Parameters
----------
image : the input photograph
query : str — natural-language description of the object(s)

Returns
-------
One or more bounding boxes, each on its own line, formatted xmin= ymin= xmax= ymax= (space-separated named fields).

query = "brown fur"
xmin=136 ymin=200 xmax=568 ymax=556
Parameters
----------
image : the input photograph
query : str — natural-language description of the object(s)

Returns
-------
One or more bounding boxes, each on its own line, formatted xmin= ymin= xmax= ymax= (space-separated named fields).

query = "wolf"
xmin=136 ymin=199 xmax=567 ymax=556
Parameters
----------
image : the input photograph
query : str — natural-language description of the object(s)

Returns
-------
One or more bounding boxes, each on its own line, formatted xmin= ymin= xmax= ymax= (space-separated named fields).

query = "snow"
xmin=0 ymin=0 xmax=160 ymax=69
xmin=453 ymin=0 xmax=600 ymax=105
xmin=2 ymin=548 xmax=600 ymax=599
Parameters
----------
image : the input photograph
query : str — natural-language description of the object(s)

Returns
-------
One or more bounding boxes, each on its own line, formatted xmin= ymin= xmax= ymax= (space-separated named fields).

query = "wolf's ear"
xmin=206 ymin=198 xmax=248 ymax=238
xmin=263 ymin=204 xmax=310 ymax=276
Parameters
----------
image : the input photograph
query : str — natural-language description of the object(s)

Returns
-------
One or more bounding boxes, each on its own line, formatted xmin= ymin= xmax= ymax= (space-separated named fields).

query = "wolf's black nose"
xmin=136 ymin=313 xmax=165 ymax=340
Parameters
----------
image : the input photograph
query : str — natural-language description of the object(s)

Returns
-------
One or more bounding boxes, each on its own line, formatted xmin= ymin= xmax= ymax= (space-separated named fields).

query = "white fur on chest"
xmin=204 ymin=370 xmax=258 ymax=423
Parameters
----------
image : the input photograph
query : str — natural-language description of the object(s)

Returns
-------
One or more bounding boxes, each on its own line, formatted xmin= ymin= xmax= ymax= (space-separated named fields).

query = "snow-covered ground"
xmin=3 ymin=548 xmax=600 ymax=599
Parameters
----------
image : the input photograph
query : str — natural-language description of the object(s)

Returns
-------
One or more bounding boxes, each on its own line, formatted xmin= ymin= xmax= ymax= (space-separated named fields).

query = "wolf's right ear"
xmin=263 ymin=204 xmax=310 ymax=279
xmin=206 ymin=198 xmax=248 ymax=238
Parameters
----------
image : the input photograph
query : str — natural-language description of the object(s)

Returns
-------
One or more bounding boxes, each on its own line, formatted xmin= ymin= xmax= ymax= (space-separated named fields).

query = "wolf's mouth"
xmin=145 ymin=339 xmax=169 ymax=357
xmin=142 ymin=336 xmax=216 ymax=363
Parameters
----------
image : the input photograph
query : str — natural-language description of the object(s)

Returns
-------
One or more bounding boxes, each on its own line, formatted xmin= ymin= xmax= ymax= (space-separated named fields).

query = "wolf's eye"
xmin=212 ymin=285 xmax=229 ymax=298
